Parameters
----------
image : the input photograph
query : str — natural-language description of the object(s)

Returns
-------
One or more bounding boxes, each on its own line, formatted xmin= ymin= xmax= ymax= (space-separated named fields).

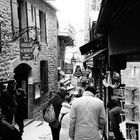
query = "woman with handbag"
xmin=43 ymin=87 xmax=67 ymax=140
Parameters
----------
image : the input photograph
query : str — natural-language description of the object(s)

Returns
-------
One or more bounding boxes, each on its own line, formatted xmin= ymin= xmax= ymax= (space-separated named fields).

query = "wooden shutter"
xmin=11 ymin=0 xmax=19 ymax=33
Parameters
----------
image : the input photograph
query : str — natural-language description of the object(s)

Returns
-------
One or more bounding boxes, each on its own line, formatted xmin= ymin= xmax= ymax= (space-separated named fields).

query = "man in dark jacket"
xmin=15 ymin=88 xmax=27 ymax=135
xmin=0 ymin=117 xmax=22 ymax=140
xmin=0 ymin=81 xmax=17 ymax=124
xmin=43 ymin=86 xmax=67 ymax=140
xmin=107 ymin=99 xmax=125 ymax=140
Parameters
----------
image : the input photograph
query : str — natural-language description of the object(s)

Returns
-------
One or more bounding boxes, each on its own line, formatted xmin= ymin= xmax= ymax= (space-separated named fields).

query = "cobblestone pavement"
xmin=20 ymin=120 xmax=52 ymax=140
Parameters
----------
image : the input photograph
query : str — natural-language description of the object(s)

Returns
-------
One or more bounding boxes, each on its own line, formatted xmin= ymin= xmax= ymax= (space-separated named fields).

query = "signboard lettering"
xmin=20 ymin=38 xmax=33 ymax=61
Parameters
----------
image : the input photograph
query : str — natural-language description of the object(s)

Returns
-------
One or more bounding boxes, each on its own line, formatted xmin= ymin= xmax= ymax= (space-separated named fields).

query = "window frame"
xmin=40 ymin=60 xmax=48 ymax=94
xmin=39 ymin=10 xmax=47 ymax=43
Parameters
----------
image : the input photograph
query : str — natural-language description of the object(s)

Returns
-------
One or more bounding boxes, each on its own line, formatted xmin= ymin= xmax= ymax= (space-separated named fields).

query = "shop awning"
xmin=95 ymin=0 xmax=140 ymax=34
xmin=83 ymin=48 xmax=107 ymax=62
xmin=79 ymin=38 xmax=101 ymax=55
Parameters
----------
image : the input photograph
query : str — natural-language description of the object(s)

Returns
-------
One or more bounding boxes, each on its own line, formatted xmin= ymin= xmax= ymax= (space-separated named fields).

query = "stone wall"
xmin=30 ymin=0 xmax=58 ymax=120
xmin=0 ymin=0 xmax=58 ymax=120
xmin=0 ymin=0 xmax=16 ymax=81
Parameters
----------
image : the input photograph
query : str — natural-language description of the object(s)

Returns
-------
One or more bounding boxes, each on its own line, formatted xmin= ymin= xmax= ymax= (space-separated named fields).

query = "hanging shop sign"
xmin=65 ymin=63 xmax=73 ymax=74
xmin=20 ymin=38 xmax=33 ymax=61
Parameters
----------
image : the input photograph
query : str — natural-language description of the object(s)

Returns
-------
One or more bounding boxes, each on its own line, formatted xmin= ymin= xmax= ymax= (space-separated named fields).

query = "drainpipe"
xmin=25 ymin=1 xmax=29 ymax=41
xmin=0 ymin=21 xmax=1 ymax=53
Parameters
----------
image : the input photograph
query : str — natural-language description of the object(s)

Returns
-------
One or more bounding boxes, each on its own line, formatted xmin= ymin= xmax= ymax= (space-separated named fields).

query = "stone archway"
xmin=14 ymin=63 xmax=32 ymax=119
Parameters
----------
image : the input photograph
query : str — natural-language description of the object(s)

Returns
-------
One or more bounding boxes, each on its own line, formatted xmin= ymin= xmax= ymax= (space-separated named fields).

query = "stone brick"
xmin=0 ymin=0 xmax=58 ymax=120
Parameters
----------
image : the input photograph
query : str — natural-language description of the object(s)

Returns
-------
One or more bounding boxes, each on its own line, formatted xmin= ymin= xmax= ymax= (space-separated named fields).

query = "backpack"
xmin=43 ymin=104 xmax=56 ymax=123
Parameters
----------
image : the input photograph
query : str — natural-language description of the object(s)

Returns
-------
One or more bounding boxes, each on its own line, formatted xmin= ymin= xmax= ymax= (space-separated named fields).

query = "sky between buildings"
xmin=50 ymin=0 xmax=100 ymax=64
xmin=53 ymin=0 xmax=86 ymax=64
xmin=54 ymin=0 xmax=85 ymax=31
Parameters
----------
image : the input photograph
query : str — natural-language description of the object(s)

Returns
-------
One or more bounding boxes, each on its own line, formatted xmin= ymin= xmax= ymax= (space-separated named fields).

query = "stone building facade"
xmin=84 ymin=0 xmax=101 ymax=43
xmin=58 ymin=20 xmax=76 ymax=71
xmin=0 ymin=0 xmax=58 ymax=120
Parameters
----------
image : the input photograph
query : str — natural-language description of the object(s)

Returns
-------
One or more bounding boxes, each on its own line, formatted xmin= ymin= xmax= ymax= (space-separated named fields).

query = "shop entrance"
xmin=14 ymin=63 xmax=32 ymax=119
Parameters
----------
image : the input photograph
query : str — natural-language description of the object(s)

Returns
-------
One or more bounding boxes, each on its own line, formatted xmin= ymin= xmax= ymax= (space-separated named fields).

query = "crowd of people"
xmin=0 ymin=80 xmax=27 ymax=140
xmin=0 ymin=79 xmax=125 ymax=140
xmin=43 ymin=83 xmax=125 ymax=140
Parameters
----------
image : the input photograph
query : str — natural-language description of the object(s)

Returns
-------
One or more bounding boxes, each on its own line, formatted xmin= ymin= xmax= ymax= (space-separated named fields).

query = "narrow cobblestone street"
xmin=20 ymin=120 xmax=52 ymax=140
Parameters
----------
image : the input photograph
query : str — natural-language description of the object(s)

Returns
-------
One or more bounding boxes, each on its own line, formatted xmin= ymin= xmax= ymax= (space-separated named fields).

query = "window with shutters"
xmin=39 ymin=10 xmax=47 ymax=43
xmin=40 ymin=60 xmax=48 ymax=94
xmin=11 ymin=0 xmax=26 ymax=33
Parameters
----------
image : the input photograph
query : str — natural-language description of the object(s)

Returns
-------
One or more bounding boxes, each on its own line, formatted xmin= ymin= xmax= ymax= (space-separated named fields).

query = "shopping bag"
xmin=43 ymin=104 xmax=56 ymax=123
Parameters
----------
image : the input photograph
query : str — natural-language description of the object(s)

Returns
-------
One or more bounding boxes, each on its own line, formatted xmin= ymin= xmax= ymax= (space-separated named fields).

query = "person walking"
xmin=74 ymin=87 xmax=84 ymax=98
xmin=69 ymin=86 xmax=106 ymax=140
xmin=107 ymin=99 xmax=125 ymax=140
xmin=15 ymin=88 xmax=27 ymax=135
xmin=0 ymin=117 xmax=22 ymax=140
xmin=43 ymin=86 xmax=67 ymax=140
xmin=0 ymin=80 xmax=17 ymax=124
xmin=59 ymin=95 xmax=71 ymax=140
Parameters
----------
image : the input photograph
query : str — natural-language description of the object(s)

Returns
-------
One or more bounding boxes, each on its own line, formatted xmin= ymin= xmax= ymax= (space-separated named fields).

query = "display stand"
xmin=120 ymin=62 xmax=140 ymax=140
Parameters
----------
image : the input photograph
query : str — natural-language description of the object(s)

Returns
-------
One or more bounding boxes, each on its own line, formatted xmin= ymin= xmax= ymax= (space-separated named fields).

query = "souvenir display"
xmin=120 ymin=62 xmax=140 ymax=140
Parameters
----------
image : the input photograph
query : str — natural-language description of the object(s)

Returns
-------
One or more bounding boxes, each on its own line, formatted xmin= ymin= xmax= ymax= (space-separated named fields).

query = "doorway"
xmin=14 ymin=63 xmax=32 ymax=119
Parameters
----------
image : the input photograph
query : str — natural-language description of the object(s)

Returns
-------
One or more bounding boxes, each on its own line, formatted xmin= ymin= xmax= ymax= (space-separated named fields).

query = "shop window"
xmin=40 ymin=60 xmax=48 ymax=94
xmin=39 ymin=10 xmax=47 ymax=43
xmin=34 ymin=82 xmax=41 ymax=100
